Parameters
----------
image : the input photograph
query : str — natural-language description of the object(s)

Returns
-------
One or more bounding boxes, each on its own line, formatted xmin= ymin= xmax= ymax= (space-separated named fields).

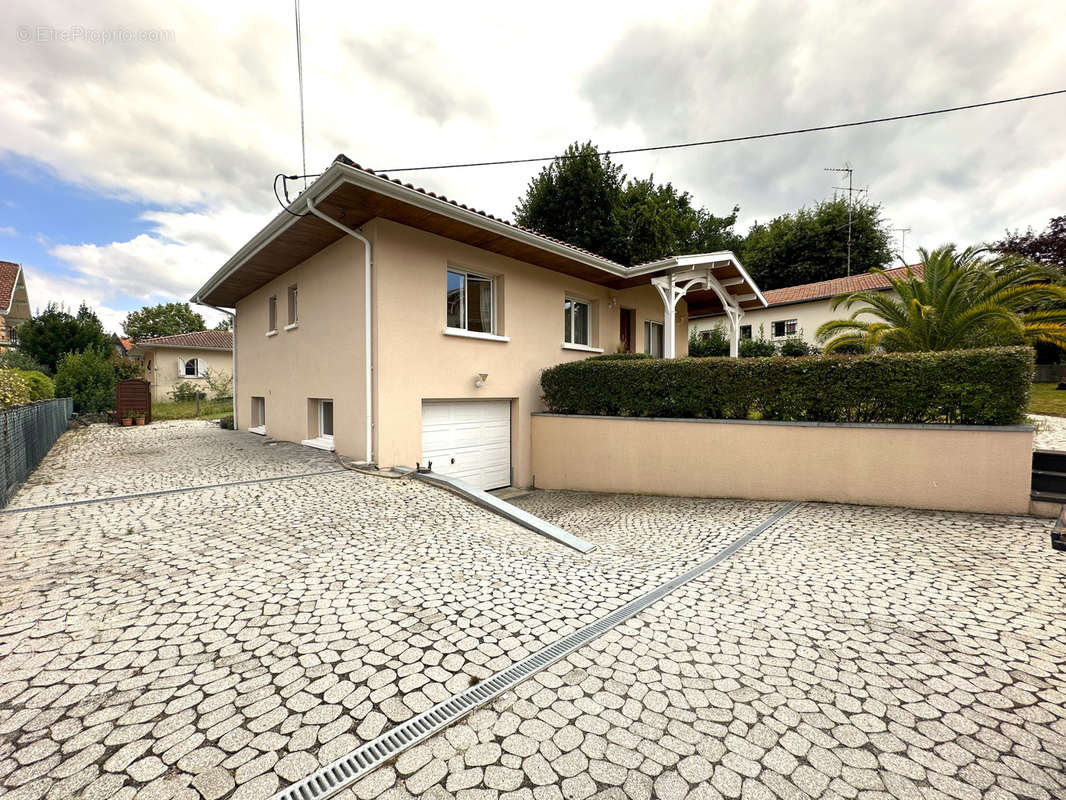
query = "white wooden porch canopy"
xmin=641 ymin=252 xmax=768 ymax=357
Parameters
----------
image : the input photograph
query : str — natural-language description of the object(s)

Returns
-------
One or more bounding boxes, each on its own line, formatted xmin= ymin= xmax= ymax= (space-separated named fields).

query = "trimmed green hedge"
xmin=541 ymin=346 xmax=1034 ymax=425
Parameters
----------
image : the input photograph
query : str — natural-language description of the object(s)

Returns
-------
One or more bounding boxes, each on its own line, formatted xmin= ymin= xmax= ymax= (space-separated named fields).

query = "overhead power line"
xmin=373 ymin=89 xmax=1065 ymax=174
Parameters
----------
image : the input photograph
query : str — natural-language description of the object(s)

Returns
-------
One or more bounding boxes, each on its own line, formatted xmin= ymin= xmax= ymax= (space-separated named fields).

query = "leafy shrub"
xmin=15 ymin=370 xmax=54 ymax=401
xmin=204 ymin=367 xmax=233 ymax=400
xmin=689 ymin=326 xmax=730 ymax=357
xmin=587 ymin=353 xmax=654 ymax=361
xmin=170 ymin=382 xmax=207 ymax=402
xmin=0 ymin=369 xmax=31 ymax=409
xmin=540 ymin=346 xmax=1033 ymax=425
xmin=112 ymin=355 xmax=145 ymax=380
xmin=54 ymin=350 xmax=115 ymax=413
xmin=778 ymin=338 xmax=815 ymax=357
xmin=739 ymin=337 xmax=778 ymax=358
xmin=0 ymin=349 xmax=49 ymax=375
xmin=219 ymin=414 xmax=234 ymax=430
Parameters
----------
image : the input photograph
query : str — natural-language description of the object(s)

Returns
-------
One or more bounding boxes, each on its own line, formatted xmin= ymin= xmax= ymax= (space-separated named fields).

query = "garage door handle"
xmin=450 ymin=458 xmax=455 ymax=464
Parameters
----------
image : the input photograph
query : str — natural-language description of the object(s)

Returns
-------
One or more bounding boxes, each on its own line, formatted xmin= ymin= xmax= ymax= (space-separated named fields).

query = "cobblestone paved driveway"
xmin=1 ymin=422 xmax=1063 ymax=800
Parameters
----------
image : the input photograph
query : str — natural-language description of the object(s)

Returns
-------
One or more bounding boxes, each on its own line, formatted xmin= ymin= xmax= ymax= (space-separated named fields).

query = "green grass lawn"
xmin=151 ymin=399 xmax=233 ymax=421
xmin=1029 ymin=382 xmax=1066 ymax=417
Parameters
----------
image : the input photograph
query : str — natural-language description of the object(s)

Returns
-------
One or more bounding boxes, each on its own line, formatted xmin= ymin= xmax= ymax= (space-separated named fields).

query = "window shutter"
xmin=196 ymin=359 xmax=204 ymax=377
xmin=177 ymin=358 xmax=185 ymax=377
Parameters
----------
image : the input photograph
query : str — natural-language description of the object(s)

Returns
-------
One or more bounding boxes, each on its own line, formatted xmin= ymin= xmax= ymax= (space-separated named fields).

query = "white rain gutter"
xmin=305 ymin=197 xmax=374 ymax=465
xmin=194 ymin=302 xmax=238 ymax=429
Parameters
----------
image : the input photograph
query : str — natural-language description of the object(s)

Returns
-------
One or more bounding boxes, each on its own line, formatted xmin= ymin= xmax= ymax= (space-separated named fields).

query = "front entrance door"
xmin=619 ymin=308 xmax=635 ymax=353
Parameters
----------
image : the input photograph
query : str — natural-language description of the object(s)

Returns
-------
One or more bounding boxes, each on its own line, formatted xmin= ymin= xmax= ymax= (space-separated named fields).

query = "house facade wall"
xmin=371 ymin=219 xmax=686 ymax=486
xmin=232 ymin=216 xmax=687 ymax=486
xmin=690 ymin=291 xmax=901 ymax=348
xmin=143 ymin=347 xmax=233 ymax=403
xmin=234 ymin=231 xmax=371 ymax=456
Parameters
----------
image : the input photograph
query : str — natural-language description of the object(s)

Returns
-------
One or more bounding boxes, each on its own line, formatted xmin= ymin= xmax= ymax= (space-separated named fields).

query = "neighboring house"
xmin=690 ymin=264 xmax=924 ymax=348
xmin=193 ymin=155 xmax=767 ymax=491
xmin=129 ymin=330 xmax=233 ymax=403
xmin=0 ymin=261 xmax=31 ymax=349
xmin=112 ymin=334 xmax=133 ymax=358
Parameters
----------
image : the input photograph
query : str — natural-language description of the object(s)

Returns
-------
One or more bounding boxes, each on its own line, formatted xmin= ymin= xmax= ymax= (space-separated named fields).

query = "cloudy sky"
xmin=2 ymin=0 xmax=1063 ymax=332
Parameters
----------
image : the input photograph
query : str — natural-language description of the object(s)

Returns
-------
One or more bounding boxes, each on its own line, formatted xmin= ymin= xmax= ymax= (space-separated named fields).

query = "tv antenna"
xmin=294 ymin=0 xmax=308 ymax=190
xmin=894 ymin=227 xmax=911 ymax=261
xmin=824 ymin=163 xmax=867 ymax=275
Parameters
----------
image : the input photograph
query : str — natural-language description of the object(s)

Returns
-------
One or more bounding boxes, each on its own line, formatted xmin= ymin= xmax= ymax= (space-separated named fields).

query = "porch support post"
xmin=651 ymin=275 xmax=682 ymax=359
xmin=726 ymin=308 xmax=743 ymax=357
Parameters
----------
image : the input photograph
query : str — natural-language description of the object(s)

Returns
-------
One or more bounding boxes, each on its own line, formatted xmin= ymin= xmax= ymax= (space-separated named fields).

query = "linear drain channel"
xmin=272 ymin=500 xmax=801 ymax=800
xmin=0 ymin=469 xmax=346 ymax=514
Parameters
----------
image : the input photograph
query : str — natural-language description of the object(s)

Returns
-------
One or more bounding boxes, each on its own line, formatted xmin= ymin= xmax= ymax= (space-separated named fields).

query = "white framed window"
xmin=302 ymin=398 xmax=335 ymax=451
xmin=250 ymin=396 xmax=266 ymax=435
xmin=319 ymin=400 xmax=333 ymax=441
xmin=286 ymin=285 xmax=298 ymax=328
xmin=563 ymin=297 xmax=591 ymax=346
xmin=446 ymin=269 xmax=495 ymax=334
xmin=644 ymin=321 xmax=664 ymax=358
xmin=771 ymin=319 xmax=798 ymax=338
xmin=740 ymin=325 xmax=753 ymax=340
xmin=178 ymin=357 xmax=203 ymax=377
xmin=268 ymin=296 xmax=277 ymax=334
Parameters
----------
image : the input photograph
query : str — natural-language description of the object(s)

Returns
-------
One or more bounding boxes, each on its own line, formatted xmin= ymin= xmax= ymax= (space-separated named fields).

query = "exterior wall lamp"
xmin=475 ymin=372 xmax=488 ymax=388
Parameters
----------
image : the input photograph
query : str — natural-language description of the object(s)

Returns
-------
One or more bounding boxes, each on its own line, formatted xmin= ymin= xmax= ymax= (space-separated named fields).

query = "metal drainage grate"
xmin=0 ymin=469 xmax=347 ymax=514
xmin=272 ymin=500 xmax=801 ymax=800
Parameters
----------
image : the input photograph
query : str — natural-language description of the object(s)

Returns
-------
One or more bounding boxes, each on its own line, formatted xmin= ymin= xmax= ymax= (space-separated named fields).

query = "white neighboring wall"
xmin=690 ymin=290 xmax=903 ymax=349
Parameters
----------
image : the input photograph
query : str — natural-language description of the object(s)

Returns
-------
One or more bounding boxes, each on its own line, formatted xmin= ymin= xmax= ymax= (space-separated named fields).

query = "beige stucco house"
xmin=193 ymin=155 xmax=766 ymax=490
xmin=690 ymin=265 xmax=922 ymax=348
xmin=129 ymin=330 xmax=233 ymax=403
xmin=0 ymin=261 xmax=31 ymax=349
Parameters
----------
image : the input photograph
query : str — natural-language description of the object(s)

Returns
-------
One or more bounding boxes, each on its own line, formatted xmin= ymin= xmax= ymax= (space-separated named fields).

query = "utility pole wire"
xmin=375 ymin=89 xmax=1066 ymax=174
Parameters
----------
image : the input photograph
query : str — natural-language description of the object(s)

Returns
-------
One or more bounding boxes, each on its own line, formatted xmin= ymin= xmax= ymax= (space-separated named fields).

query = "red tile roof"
xmin=0 ymin=261 xmax=21 ymax=312
xmin=137 ymin=330 xmax=233 ymax=349
xmin=762 ymin=264 xmax=924 ymax=307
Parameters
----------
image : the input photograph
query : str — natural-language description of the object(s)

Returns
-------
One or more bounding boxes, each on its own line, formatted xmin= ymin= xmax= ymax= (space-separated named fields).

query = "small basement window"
xmin=250 ymin=397 xmax=266 ymax=434
xmin=302 ymin=398 xmax=335 ymax=451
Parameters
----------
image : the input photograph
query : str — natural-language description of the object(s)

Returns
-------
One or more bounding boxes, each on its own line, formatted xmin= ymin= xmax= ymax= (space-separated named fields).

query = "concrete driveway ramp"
xmin=410 ymin=470 xmax=597 ymax=553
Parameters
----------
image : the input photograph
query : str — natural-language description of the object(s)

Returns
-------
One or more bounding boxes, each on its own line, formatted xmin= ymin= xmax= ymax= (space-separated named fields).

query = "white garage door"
xmin=421 ymin=400 xmax=511 ymax=491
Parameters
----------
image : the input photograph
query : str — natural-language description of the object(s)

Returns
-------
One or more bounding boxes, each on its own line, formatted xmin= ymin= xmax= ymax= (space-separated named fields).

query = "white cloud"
xmin=0 ymin=0 xmax=1063 ymax=296
xmin=0 ymin=226 xmax=15 ymax=237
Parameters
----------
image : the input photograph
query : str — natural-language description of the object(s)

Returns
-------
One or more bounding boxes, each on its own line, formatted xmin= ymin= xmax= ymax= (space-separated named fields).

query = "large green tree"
xmin=817 ymin=245 xmax=1066 ymax=352
xmin=123 ymin=302 xmax=206 ymax=340
xmin=740 ymin=198 xmax=894 ymax=290
xmin=17 ymin=303 xmax=109 ymax=374
xmin=513 ymin=142 xmax=741 ymax=266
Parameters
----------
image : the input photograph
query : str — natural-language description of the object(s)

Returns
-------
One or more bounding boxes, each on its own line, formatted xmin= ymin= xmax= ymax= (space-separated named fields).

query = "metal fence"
xmin=1 ymin=398 xmax=73 ymax=508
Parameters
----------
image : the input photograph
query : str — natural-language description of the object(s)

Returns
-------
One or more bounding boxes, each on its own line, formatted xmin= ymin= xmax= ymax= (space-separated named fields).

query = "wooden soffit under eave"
xmin=204 ymin=182 xmax=621 ymax=306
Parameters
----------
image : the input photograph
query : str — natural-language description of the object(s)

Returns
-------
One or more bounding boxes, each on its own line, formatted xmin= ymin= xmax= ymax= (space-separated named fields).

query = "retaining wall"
xmin=531 ymin=413 xmax=1033 ymax=514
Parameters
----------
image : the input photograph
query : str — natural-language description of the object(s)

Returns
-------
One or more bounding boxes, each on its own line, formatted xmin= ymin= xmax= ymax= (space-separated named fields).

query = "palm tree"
xmin=817 ymin=245 xmax=1066 ymax=352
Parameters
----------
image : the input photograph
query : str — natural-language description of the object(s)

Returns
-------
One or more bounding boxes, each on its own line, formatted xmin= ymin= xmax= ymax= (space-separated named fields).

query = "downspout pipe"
xmin=305 ymin=197 xmax=374 ymax=465
xmin=194 ymin=302 xmax=237 ymax=429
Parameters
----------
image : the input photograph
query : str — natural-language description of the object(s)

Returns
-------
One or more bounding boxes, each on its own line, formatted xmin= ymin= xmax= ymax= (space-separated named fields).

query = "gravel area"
xmin=0 ymin=422 xmax=1062 ymax=800
xmin=1031 ymin=414 xmax=1066 ymax=451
